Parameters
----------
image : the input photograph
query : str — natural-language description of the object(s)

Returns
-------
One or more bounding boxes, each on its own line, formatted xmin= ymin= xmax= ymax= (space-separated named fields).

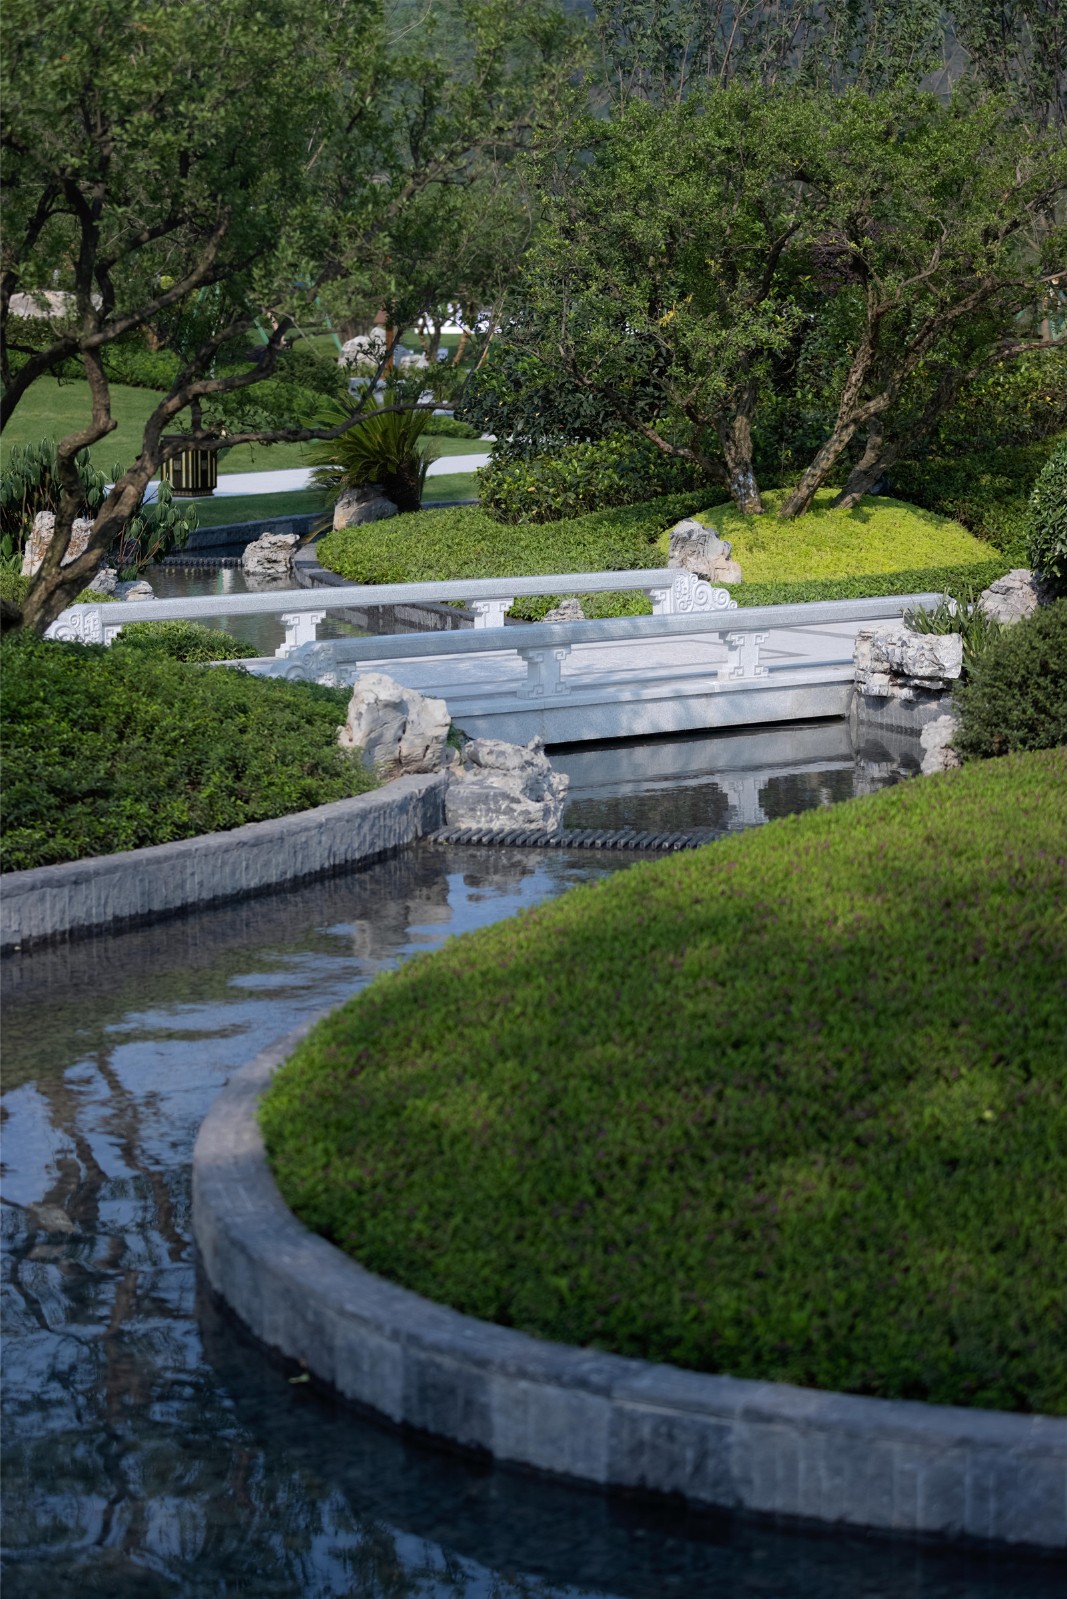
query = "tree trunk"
xmin=718 ymin=412 xmax=763 ymax=514
xmin=832 ymin=425 xmax=901 ymax=510
xmin=777 ymin=418 xmax=861 ymax=519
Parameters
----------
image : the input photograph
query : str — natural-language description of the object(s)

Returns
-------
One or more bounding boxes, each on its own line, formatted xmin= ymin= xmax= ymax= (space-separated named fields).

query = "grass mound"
xmin=261 ymin=751 xmax=1067 ymax=1414
xmin=318 ymin=490 xmax=998 ymax=618
xmin=0 ymin=631 xmax=375 ymax=870
xmin=695 ymin=488 xmax=992 ymax=584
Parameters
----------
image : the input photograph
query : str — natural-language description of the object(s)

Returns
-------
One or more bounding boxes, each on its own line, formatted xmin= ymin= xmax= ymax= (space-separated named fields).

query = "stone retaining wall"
xmin=0 ymin=774 xmax=446 ymax=954
xmin=193 ymin=1027 xmax=1067 ymax=1550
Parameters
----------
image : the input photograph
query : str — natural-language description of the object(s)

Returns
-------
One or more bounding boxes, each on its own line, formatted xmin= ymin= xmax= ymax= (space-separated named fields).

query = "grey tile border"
xmin=192 ymin=1025 xmax=1067 ymax=1549
xmin=0 ymin=773 xmax=447 ymax=953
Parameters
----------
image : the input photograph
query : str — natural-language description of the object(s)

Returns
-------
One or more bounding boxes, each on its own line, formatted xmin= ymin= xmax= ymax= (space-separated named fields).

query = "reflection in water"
xmin=148 ymin=565 xmax=367 ymax=659
xmin=2 ymin=841 xmax=1061 ymax=1595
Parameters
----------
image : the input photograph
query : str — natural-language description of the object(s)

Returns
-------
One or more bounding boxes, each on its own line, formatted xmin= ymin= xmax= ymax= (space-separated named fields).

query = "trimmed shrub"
xmin=709 ymin=489 xmax=991 ymax=585
xmin=112 ymin=621 xmax=258 ymax=663
xmin=889 ymin=438 xmax=1061 ymax=562
xmin=478 ymin=435 xmax=720 ymax=525
xmin=423 ymin=416 xmax=482 ymax=439
xmin=0 ymin=632 xmax=375 ymax=870
xmin=954 ymin=600 xmax=1067 ymax=759
xmin=261 ymin=750 xmax=1067 ymax=1412
xmin=734 ymin=560 xmax=1009 ymax=609
xmin=0 ymin=572 xmax=115 ymax=609
xmin=1027 ymin=439 xmax=1067 ymax=596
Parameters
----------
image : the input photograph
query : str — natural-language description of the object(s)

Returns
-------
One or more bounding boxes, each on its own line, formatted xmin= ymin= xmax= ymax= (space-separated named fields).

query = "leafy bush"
xmin=711 ymin=489 xmax=992 ymax=585
xmin=889 ymin=438 xmax=1060 ymax=562
xmin=112 ymin=621 xmax=258 ymax=663
xmin=1027 ymin=438 xmax=1067 ymax=596
xmin=261 ymin=749 xmax=1067 ymax=1413
xmin=0 ymin=437 xmax=197 ymax=574
xmin=479 ymin=435 xmax=720 ymax=525
xmin=955 ymin=600 xmax=1067 ymax=759
xmin=902 ymin=584 xmax=1006 ymax=678
xmin=307 ymin=395 xmax=439 ymax=513
xmin=422 ymin=415 xmax=482 ymax=439
xmin=0 ymin=571 xmax=115 ymax=610
xmin=0 ymin=632 xmax=375 ymax=870
xmin=318 ymin=493 xmax=714 ymax=619
xmin=928 ymin=348 xmax=1067 ymax=457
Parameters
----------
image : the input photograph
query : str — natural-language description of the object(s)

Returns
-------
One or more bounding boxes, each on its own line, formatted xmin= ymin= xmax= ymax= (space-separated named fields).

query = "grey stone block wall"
xmin=1 ymin=774 xmax=446 ymax=953
xmin=192 ymin=1028 xmax=1067 ymax=1549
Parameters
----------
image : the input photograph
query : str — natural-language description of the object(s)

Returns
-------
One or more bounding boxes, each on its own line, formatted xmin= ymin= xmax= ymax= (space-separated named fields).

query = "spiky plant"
xmin=307 ymin=395 xmax=439 ymax=514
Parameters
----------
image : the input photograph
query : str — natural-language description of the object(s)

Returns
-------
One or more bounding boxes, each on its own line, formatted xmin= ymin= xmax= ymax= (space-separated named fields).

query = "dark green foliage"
xmin=478 ymin=435 xmax=722 ymax=524
xmin=307 ymin=397 xmax=438 ymax=513
xmin=0 ymin=438 xmax=109 ymax=556
xmin=955 ymin=601 xmax=1067 ymax=760
xmin=422 ymin=415 xmax=482 ymax=439
xmin=0 ymin=632 xmax=374 ymax=870
xmin=889 ymin=439 xmax=1060 ymax=562
xmin=903 ymin=585 xmax=1006 ymax=679
xmin=260 ymin=750 xmax=1067 ymax=1413
xmin=1028 ymin=439 xmax=1067 ymax=596
xmin=112 ymin=621 xmax=258 ymax=663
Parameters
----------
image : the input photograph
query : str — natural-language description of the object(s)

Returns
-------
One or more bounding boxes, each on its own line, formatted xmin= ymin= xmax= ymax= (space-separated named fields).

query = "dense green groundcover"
xmin=262 ymin=751 xmax=1067 ymax=1414
xmin=319 ymin=491 xmax=1001 ymax=618
xmin=0 ymin=632 xmax=374 ymax=870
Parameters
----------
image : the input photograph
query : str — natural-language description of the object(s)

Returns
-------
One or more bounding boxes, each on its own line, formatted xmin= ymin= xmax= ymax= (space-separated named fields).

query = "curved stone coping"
xmin=0 ymin=774 xmax=446 ymax=954
xmin=192 ymin=1027 xmax=1067 ymax=1550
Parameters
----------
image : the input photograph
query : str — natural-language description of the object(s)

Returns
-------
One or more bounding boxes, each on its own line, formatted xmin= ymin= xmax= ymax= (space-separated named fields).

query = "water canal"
xmin=2 ymin=730 xmax=1060 ymax=1597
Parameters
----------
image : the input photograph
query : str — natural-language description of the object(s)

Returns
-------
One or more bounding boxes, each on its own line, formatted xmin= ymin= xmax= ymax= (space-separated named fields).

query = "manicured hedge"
xmin=262 ymin=750 xmax=1067 ymax=1413
xmin=955 ymin=600 xmax=1067 ymax=759
xmin=708 ymin=488 xmax=993 ymax=585
xmin=1028 ymin=438 xmax=1067 ymax=596
xmin=319 ymin=491 xmax=1001 ymax=619
xmin=113 ymin=620 xmax=258 ymax=663
xmin=890 ymin=438 xmax=1061 ymax=561
xmin=0 ymin=632 xmax=374 ymax=871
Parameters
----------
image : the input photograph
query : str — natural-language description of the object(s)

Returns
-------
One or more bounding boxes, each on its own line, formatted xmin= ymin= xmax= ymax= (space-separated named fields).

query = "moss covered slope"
xmin=262 ymin=751 xmax=1067 ymax=1413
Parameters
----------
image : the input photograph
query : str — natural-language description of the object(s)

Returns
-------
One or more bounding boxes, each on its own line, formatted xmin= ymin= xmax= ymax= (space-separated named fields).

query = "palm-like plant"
xmin=306 ymin=394 xmax=439 ymax=513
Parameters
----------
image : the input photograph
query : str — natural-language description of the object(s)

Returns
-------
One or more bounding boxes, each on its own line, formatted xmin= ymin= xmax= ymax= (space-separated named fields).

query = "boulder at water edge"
xmin=854 ymin=623 xmax=964 ymax=701
xmin=444 ymin=736 xmax=569 ymax=833
xmin=667 ymin=518 xmax=742 ymax=585
xmin=241 ymin=531 xmax=300 ymax=580
xmin=338 ymin=672 xmax=450 ymax=777
xmin=333 ymin=485 xmax=398 ymax=530
xmin=977 ymin=568 xmax=1048 ymax=625
xmin=541 ymin=596 xmax=585 ymax=623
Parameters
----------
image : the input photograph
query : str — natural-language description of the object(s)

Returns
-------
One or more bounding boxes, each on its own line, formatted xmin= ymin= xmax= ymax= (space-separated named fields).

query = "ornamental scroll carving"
xmin=670 ymin=573 xmax=738 ymax=614
xmin=45 ymin=606 xmax=106 ymax=645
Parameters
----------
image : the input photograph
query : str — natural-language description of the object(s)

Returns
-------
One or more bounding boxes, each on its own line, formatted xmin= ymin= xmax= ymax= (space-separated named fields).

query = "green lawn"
xmin=260 ymin=749 xmax=1067 ymax=1414
xmin=1 ymin=376 xmax=485 ymax=476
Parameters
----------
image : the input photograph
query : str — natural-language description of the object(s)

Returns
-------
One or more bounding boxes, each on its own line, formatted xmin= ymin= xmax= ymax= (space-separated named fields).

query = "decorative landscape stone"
xmin=20 ymin=511 xmax=95 ymax=576
xmin=667 ymin=518 xmax=743 ymax=585
xmin=977 ymin=567 xmax=1047 ymax=625
xmin=338 ymin=671 xmax=451 ymax=776
xmin=853 ymin=623 xmax=963 ymax=700
xmin=241 ymin=530 xmax=300 ymax=580
xmin=332 ymin=484 xmax=399 ymax=530
xmin=443 ymin=735 xmax=569 ymax=833
xmin=541 ymin=596 xmax=586 ymax=623
xmin=919 ymin=711 xmax=962 ymax=775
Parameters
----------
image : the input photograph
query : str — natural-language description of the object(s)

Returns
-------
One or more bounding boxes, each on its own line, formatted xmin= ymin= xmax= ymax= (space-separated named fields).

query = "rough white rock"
xmin=977 ymin=568 xmax=1046 ymax=625
xmin=114 ymin=579 xmax=155 ymax=602
xmin=338 ymin=672 xmax=450 ymax=777
xmin=541 ymin=596 xmax=585 ymax=623
xmin=444 ymin=736 xmax=569 ymax=833
xmin=338 ymin=328 xmax=387 ymax=371
xmin=241 ymin=531 xmax=300 ymax=579
xmin=90 ymin=567 xmax=118 ymax=595
xmin=667 ymin=518 xmax=742 ymax=584
xmin=920 ymin=712 xmax=963 ymax=775
xmin=332 ymin=485 xmax=398 ymax=530
xmin=21 ymin=512 xmax=96 ymax=576
xmin=854 ymin=624 xmax=964 ymax=700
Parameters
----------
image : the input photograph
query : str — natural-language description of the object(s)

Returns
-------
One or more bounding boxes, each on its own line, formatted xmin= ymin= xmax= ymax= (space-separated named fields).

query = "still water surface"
xmin=2 ymin=736 xmax=1061 ymax=1598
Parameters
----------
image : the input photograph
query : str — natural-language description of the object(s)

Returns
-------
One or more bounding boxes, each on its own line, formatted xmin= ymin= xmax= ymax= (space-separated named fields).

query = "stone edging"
xmin=192 ymin=1025 xmax=1067 ymax=1550
xmin=0 ymin=774 xmax=446 ymax=954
